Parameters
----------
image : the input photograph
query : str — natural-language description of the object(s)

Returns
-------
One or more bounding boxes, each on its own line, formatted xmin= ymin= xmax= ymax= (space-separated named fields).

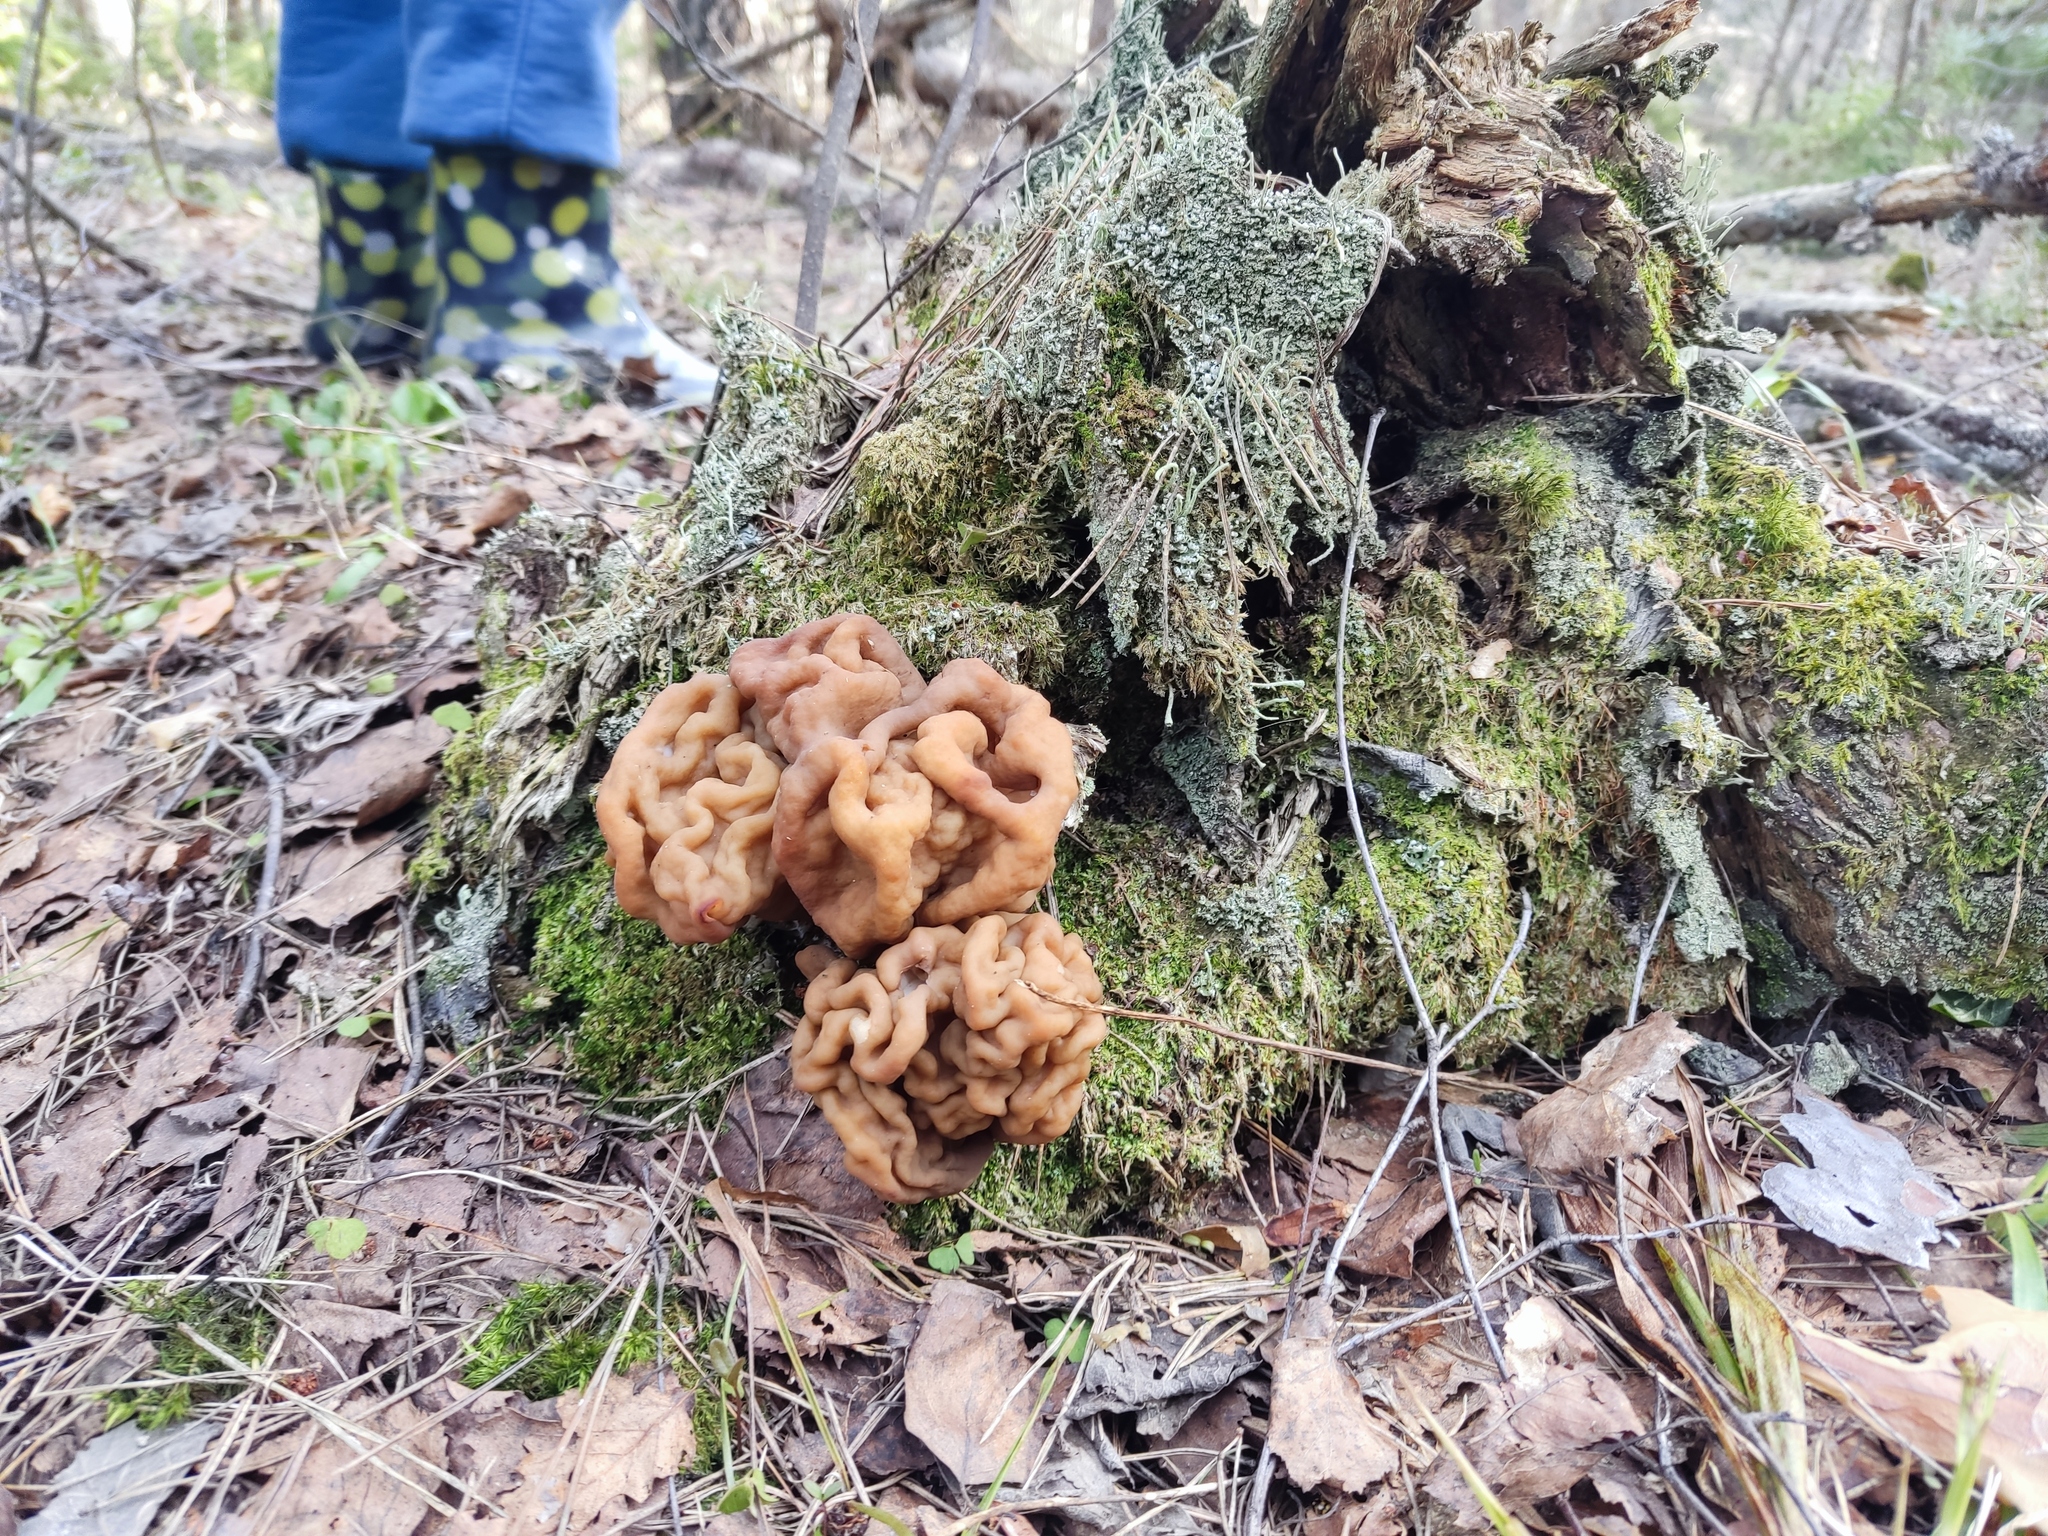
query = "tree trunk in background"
xmin=1750 ymin=0 xmax=1801 ymax=125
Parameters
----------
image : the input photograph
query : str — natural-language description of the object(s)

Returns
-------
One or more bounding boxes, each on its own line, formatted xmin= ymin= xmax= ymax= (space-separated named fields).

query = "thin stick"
xmin=1626 ymin=873 xmax=1680 ymax=1031
xmin=10 ymin=0 xmax=55 ymax=363
xmin=1997 ymin=784 xmax=2048 ymax=966
xmin=1319 ymin=890 xmax=1532 ymax=1298
xmin=794 ymin=0 xmax=882 ymax=338
xmin=908 ymin=0 xmax=994 ymax=237
xmin=0 ymin=153 xmax=157 ymax=280
xmin=227 ymin=742 xmax=284 ymax=1028
xmin=361 ymin=899 xmax=428 ymax=1156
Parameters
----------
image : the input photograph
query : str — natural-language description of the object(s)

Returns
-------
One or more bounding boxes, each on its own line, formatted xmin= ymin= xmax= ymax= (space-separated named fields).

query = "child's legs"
xmin=276 ymin=0 xmax=427 ymax=171
xmin=401 ymin=0 xmax=634 ymax=169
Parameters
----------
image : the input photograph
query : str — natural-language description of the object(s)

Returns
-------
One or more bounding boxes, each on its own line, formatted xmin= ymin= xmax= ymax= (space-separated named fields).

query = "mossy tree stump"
xmin=438 ymin=0 xmax=2048 ymax=1231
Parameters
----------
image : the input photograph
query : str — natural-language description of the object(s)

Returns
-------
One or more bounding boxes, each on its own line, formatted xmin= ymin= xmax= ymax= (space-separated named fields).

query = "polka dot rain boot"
xmin=305 ymin=162 xmax=436 ymax=365
xmin=422 ymin=151 xmax=720 ymax=408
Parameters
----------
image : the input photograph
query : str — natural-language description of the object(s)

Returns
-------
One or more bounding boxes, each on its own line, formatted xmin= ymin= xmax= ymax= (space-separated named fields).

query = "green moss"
xmin=529 ymin=852 xmax=783 ymax=1106
xmin=851 ymin=368 xmax=1069 ymax=591
xmin=1638 ymin=246 xmax=1683 ymax=376
xmin=1466 ymin=424 xmax=1575 ymax=535
xmin=903 ymin=816 xmax=1329 ymax=1235
xmin=1333 ymin=779 xmax=1521 ymax=1046
xmin=105 ymin=1282 xmax=277 ymax=1430
xmin=462 ymin=1278 xmax=726 ymax=1472
xmin=1653 ymin=451 xmax=1930 ymax=729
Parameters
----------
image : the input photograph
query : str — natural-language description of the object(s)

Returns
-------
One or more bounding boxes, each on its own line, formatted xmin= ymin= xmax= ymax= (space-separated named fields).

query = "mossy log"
xmin=435 ymin=0 xmax=2048 ymax=1230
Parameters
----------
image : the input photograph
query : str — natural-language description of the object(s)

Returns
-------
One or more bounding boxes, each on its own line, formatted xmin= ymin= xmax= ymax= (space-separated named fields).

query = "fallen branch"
xmin=1541 ymin=0 xmax=1699 ymax=80
xmin=1730 ymin=290 xmax=1936 ymax=336
xmin=227 ymin=742 xmax=284 ymax=1028
xmin=1763 ymin=356 xmax=2048 ymax=481
xmin=1712 ymin=130 xmax=2048 ymax=247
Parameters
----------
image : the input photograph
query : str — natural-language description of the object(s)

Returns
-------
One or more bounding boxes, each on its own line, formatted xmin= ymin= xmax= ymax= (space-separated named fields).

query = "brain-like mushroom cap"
xmin=790 ymin=914 xmax=1106 ymax=1202
xmin=594 ymin=674 xmax=786 ymax=945
xmin=728 ymin=613 xmax=925 ymax=761
xmin=773 ymin=658 xmax=1079 ymax=956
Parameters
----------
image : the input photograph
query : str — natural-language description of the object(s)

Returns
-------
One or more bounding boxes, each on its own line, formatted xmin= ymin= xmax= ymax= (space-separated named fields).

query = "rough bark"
xmin=1712 ymin=132 xmax=2048 ymax=246
xmin=1540 ymin=0 xmax=1699 ymax=81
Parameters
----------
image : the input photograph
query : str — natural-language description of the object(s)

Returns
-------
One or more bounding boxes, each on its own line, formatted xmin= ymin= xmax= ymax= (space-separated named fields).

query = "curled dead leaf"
xmin=1520 ymin=1012 xmax=1696 ymax=1174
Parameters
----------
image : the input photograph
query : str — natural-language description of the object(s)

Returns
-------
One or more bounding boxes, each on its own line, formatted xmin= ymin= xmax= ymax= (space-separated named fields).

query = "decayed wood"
xmin=1540 ymin=0 xmax=1699 ymax=80
xmin=1240 ymin=0 xmax=1481 ymax=181
xmin=1712 ymin=136 xmax=2048 ymax=246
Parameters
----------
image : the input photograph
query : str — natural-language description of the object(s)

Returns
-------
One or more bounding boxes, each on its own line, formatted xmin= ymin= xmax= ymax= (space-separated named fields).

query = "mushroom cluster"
xmin=595 ymin=614 xmax=1106 ymax=1201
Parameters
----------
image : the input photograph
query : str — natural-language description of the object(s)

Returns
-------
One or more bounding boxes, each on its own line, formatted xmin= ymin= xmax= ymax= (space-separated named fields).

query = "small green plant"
xmin=103 ymin=1282 xmax=277 ymax=1430
xmin=1931 ymin=1357 xmax=2000 ymax=1536
xmin=430 ymin=701 xmax=476 ymax=733
xmin=924 ymin=1233 xmax=975 ymax=1273
xmin=1929 ymin=990 xmax=2016 ymax=1027
xmin=306 ymin=1216 xmax=369 ymax=1259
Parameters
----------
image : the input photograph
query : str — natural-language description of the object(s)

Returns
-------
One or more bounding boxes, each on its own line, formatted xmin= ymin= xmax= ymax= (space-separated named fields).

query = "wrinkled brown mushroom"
xmin=728 ymin=613 xmax=925 ymax=761
xmin=774 ymin=658 xmax=1079 ymax=955
xmin=594 ymin=674 xmax=786 ymax=945
xmin=790 ymin=914 xmax=1107 ymax=1202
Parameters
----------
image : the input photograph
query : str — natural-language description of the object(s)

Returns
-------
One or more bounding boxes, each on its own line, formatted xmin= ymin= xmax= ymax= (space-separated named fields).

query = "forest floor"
xmin=2 ymin=122 xmax=2048 ymax=1536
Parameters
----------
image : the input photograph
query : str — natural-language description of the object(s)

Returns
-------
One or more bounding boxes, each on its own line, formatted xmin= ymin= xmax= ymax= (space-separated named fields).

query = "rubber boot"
xmin=305 ymin=161 xmax=436 ymax=365
xmin=421 ymin=150 xmax=719 ymax=408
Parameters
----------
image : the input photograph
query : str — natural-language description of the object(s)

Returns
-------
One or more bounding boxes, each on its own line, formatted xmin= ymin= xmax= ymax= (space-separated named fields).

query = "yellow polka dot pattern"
xmin=304 ymin=161 xmax=435 ymax=366
xmin=466 ymin=214 xmax=516 ymax=263
xmin=422 ymin=149 xmax=705 ymax=401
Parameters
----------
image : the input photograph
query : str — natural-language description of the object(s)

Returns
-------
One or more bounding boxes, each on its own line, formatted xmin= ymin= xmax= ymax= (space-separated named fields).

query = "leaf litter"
xmin=3 ymin=47 xmax=2048 ymax=1536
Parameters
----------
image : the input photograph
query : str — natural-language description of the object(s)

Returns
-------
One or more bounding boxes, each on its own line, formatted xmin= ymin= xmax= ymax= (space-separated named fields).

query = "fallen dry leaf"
xmin=1421 ymin=1298 xmax=1646 ymax=1527
xmin=1184 ymin=1222 xmax=1271 ymax=1277
xmin=446 ymin=1369 xmax=695 ymax=1536
xmin=902 ymin=1277 xmax=1045 ymax=1487
xmin=1760 ymin=1090 xmax=1963 ymax=1267
xmin=259 ymin=1394 xmax=448 ymax=1536
xmin=142 ymin=700 xmax=237 ymax=752
xmin=288 ymin=718 xmax=452 ymax=827
xmin=0 ymin=916 xmax=125 ymax=1119
xmin=346 ymin=600 xmax=403 ymax=648
xmin=1918 ymin=1044 xmax=2043 ymax=1120
xmin=1469 ymin=637 xmax=1513 ymax=679
xmin=208 ymin=1131 xmax=270 ymax=1238
xmin=164 ymin=454 xmax=218 ymax=499
xmin=1520 ymin=1012 xmax=1696 ymax=1174
xmin=276 ymin=831 xmax=407 ymax=928
xmin=283 ymin=1299 xmax=409 ymax=1386
xmin=0 ymin=824 xmax=135 ymax=935
xmin=119 ymin=1007 xmax=236 ymax=1125
xmin=40 ymin=752 xmax=132 ymax=826
xmin=1796 ymin=1286 xmax=2048 ymax=1532
xmin=1306 ymin=1489 xmax=1404 ymax=1536
xmin=18 ymin=1087 xmax=129 ymax=1229
xmin=1267 ymin=1299 xmax=1400 ymax=1494
xmin=157 ymin=584 xmax=236 ymax=645
xmin=266 ymin=1044 xmax=373 ymax=1138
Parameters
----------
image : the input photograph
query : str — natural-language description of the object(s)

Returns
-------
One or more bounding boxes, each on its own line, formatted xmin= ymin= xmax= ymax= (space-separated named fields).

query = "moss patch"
xmin=462 ymin=1278 xmax=725 ymax=1472
xmin=105 ymin=1282 xmax=277 ymax=1430
xmin=529 ymin=852 xmax=784 ymax=1106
